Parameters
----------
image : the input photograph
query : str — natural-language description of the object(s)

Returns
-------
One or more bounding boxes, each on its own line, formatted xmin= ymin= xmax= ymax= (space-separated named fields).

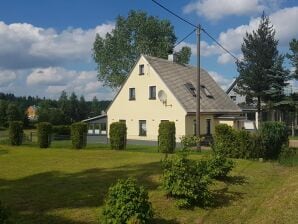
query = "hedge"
xmin=8 ymin=121 xmax=23 ymax=146
xmin=71 ymin=122 xmax=88 ymax=149
xmin=158 ymin=121 xmax=176 ymax=153
xmin=52 ymin=125 xmax=70 ymax=135
xmin=109 ymin=122 xmax=127 ymax=150
xmin=37 ymin=122 xmax=52 ymax=148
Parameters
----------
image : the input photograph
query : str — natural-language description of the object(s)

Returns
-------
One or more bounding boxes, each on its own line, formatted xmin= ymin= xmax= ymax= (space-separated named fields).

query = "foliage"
xmin=206 ymin=154 xmax=235 ymax=180
xmin=158 ymin=121 xmax=176 ymax=153
xmin=176 ymin=46 xmax=192 ymax=64
xmin=259 ymin=122 xmax=288 ymax=159
xmin=235 ymin=13 xmax=290 ymax=122
xmin=6 ymin=103 xmax=22 ymax=122
xmin=101 ymin=178 xmax=153 ymax=224
xmin=37 ymin=122 xmax=52 ymax=148
xmin=162 ymin=154 xmax=213 ymax=208
xmin=8 ymin=121 xmax=23 ymax=146
xmin=109 ymin=122 xmax=127 ymax=150
xmin=93 ymin=10 xmax=191 ymax=88
xmin=0 ymin=100 xmax=8 ymax=127
xmin=52 ymin=125 xmax=71 ymax=136
xmin=287 ymin=38 xmax=298 ymax=78
xmin=71 ymin=122 xmax=88 ymax=149
xmin=278 ymin=146 xmax=298 ymax=167
xmin=212 ymin=124 xmax=237 ymax=157
xmin=180 ymin=135 xmax=201 ymax=152
xmin=0 ymin=201 xmax=11 ymax=224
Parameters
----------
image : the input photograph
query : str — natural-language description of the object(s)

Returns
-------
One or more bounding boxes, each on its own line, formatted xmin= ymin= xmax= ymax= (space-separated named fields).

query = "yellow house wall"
xmin=107 ymin=56 xmax=187 ymax=141
xmin=185 ymin=114 xmax=216 ymax=135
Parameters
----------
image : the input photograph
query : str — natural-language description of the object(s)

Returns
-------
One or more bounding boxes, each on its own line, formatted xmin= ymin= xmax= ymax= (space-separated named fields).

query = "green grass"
xmin=0 ymin=144 xmax=298 ymax=224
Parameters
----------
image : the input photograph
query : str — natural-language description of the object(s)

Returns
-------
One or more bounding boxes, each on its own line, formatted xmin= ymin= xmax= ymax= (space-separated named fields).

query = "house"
xmin=107 ymin=54 xmax=243 ymax=143
xmin=26 ymin=105 xmax=39 ymax=120
xmin=226 ymin=79 xmax=258 ymax=129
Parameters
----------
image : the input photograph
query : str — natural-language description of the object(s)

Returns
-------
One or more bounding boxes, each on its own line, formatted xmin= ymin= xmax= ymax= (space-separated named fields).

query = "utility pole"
xmin=196 ymin=25 xmax=201 ymax=151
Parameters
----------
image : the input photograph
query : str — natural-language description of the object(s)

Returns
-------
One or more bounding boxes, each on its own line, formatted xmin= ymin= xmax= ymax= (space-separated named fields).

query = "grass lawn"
xmin=0 ymin=143 xmax=298 ymax=224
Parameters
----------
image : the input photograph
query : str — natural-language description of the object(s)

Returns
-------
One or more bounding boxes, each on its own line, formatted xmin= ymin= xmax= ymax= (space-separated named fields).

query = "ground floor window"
xmin=139 ymin=120 xmax=147 ymax=136
xmin=206 ymin=119 xmax=211 ymax=135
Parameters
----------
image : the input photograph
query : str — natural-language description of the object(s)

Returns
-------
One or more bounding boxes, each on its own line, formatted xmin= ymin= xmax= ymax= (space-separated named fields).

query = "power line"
xmin=201 ymin=28 xmax=240 ymax=62
xmin=174 ymin=29 xmax=196 ymax=48
xmin=151 ymin=0 xmax=197 ymax=28
xmin=151 ymin=0 xmax=241 ymax=62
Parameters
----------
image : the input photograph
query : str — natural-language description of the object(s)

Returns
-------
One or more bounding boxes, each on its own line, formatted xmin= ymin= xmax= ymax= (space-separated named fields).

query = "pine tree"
xmin=236 ymin=12 xmax=290 ymax=123
xmin=287 ymin=39 xmax=298 ymax=78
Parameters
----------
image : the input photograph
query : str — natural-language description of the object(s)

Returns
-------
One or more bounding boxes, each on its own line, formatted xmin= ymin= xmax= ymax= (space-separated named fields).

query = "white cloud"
xmin=174 ymin=40 xmax=221 ymax=56
xmin=0 ymin=70 xmax=17 ymax=87
xmin=208 ymin=71 xmax=234 ymax=90
xmin=0 ymin=21 xmax=114 ymax=70
xmin=183 ymin=0 xmax=282 ymax=21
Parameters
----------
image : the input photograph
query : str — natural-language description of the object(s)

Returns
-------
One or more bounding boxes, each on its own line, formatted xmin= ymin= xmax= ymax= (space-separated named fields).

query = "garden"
xmin=0 ymin=121 xmax=298 ymax=224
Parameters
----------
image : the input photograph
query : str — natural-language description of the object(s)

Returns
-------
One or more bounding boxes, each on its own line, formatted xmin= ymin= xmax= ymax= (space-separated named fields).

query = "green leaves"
xmin=71 ymin=122 xmax=87 ymax=149
xmin=8 ymin=121 xmax=23 ymax=146
xmin=158 ymin=121 xmax=176 ymax=153
xmin=109 ymin=122 xmax=127 ymax=150
xmin=37 ymin=122 xmax=52 ymax=148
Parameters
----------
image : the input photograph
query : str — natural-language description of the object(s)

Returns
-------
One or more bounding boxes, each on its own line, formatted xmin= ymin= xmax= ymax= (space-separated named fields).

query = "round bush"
xmin=260 ymin=122 xmax=288 ymax=159
xmin=109 ymin=122 xmax=127 ymax=150
xmin=71 ymin=122 xmax=87 ymax=149
xmin=101 ymin=178 xmax=153 ymax=224
xmin=37 ymin=122 xmax=52 ymax=148
xmin=8 ymin=121 xmax=23 ymax=146
xmin=158 ymin=121 xmax=176 ymax=153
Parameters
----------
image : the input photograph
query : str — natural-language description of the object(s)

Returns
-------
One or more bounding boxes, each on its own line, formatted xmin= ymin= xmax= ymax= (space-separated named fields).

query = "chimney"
xmin=168 ymin=53 xmax=177 ymax=62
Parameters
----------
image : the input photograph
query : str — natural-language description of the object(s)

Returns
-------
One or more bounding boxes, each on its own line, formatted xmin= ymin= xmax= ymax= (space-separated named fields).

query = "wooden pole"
xmin=196 ymin=25 xmax=201 ymax=151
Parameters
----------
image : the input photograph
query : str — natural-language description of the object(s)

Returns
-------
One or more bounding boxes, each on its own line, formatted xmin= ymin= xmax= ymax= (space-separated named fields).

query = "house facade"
xmin=107 ymin=55 xmax=243 ymax=142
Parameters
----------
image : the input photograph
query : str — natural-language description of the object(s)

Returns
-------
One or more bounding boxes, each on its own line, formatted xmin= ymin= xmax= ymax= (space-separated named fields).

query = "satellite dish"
xmin=158 ymin=90 xmax=167 ymax=104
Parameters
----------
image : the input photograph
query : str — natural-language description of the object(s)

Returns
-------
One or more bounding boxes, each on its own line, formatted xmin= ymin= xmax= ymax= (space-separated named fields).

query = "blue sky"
xmin=0 ymin=0 xmax=297 ymax=100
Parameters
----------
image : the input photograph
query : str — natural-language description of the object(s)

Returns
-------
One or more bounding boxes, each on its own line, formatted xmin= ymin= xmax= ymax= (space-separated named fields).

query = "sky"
xmin=0 ymin=0 xmax=297 ymax=100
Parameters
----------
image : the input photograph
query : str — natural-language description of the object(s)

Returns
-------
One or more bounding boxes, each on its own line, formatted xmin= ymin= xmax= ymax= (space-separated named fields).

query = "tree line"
xmin=0 ymin=91 xmax=111 ymax=128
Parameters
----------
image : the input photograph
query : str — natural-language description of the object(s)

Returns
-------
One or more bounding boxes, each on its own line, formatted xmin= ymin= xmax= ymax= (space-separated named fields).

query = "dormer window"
xmin=129 ymin=88 xmax=135 ymax=100
xmin=184 ymin=82 xmax=196 ymax=97
xmin=230 ymin=96 xmax=236 ymax=101
xmin=139 ymin=64 xmax=144 ymax=75
xmin=201 ymin=85 xmax=213 ymax=98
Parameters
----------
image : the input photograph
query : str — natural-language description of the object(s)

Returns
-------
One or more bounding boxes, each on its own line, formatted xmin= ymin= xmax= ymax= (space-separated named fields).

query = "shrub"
xmin=0 ymin=201 xmax=11 ymax=224
xmin=158 ymin=121 xmax=176 ymax=153
xmin=180 ymin=135 xmax=201 ymax=152
xmin=71 ymin=122 xmax=88 ymax=149
xmin=212 ymin=124 xmax=237 ymax=157
xmin=278 ymin=146 xmax=298 ymax=166
xmin=206 ymin=154 xmax=235 ymax=180
xmin=109 ymin=122 xmax=127 ymax=150
xmin=37 ymin=122 xmax=52 ymax=148
xmin=101 ymin=178 xmax=153 ymax=224
xmin=8 ymin=121 xmax=23 ymax=146
xmin=162 ymin=155 xmax=213 ymax=208
xmin=259 ymin=122 xmax=288 ymax=159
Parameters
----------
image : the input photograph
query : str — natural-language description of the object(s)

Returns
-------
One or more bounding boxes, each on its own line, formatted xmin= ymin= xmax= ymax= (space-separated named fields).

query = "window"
xmin=206 ymin=119 xmax=211 ymax=135
xmin=201 ymin=85 xmax=213 ymax=98
xmin=149 ymin=86 xmax=156 ymax=99
xmin=184 ymin=82 xmax=196 ymax=97
xmin=139 ymin=120 xmax=147 ymax=136
xmin=230 ymin=95 xmax=236 ymax=101
xmin=139 ymin=64 xmax=144 ymax=75
xmin=129 ymin=88 xmax=135 ymax=100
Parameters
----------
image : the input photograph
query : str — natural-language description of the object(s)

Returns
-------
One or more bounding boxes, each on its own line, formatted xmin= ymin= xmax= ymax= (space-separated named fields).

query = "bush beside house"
xmin=109 ymin=122 xmax=127 ymax=150
xmin=71 ymin=122 xmax=87 ymax=149
xmin=158 ymin=121 xmax=176 ymax=153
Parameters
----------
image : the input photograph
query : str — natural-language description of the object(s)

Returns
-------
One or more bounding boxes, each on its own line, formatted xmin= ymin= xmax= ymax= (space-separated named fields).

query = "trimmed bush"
xmin=206 ymin=154 xmax=235 ymax=180
xmin=37 ymin=122 xmax=52 ymax=148
xmin=259 ymin=122 xmax=288 ymax=159
xmin=101 ymin=178 xmax=153 ymax=224
xmin=109 ymin=122 xmax=127 ymax=150
xmin=8 ymin=121 xmax=23 ymax=146
xmin=180 ymin=135 xmax=201 ymax=152
xmin=0 ymin=201 xmax=11 ymax=224
xmin=158 ymin=121 xmax=176 ymax=153
xmin=71 ymin=122 xmax=88 ymax=149
xmin=212 ymin=124 xmax=237 ymax=157
xmin=162 ymin=154 xmax=213 ymax=208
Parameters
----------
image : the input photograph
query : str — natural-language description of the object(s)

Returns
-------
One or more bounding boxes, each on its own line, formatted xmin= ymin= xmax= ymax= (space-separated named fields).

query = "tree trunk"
xmin=257 ymin=96 xmax=262 ymax=127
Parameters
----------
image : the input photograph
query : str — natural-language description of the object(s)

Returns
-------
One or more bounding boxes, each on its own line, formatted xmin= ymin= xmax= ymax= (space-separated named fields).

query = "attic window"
xmin=139 ymin=64 xmax=144 ymax=75
xmin=184 ymin=82 xmax=196 ymax=97
xmin=201 ymin=85 xmax=213 ymax=98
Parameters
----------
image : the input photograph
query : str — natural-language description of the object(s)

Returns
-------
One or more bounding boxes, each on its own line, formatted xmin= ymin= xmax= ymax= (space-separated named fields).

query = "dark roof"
xmin=226 ymin=78 xmax=238 ymax=94
xmin=144 ymin=55 xmax=242 ymax=113
xmin=82 ymin=114 xmax=107 ymax=122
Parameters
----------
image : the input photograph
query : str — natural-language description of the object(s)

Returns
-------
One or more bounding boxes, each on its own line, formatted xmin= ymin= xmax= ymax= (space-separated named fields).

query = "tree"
xmin=176 ymin=46 xmax=192 ymax=65
xmin=6 ymin=103 xmax=22 ymax=122
xmin=93 ymin=10 xmax=191 ymax=88
xmin=91 ymin=96 xmax=101 ymax=116
xmin=78 ymin=96 xmax=89 ymax=120
xmin=287 ymin=39 xmax=298 ymax=78
xmin=235 ymin=12 xmax=290 ymax=123
xmin=69 ymin=92 xmax=79 ymax=122
xmin=0 ymin=100 xmax=8 ymax=127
